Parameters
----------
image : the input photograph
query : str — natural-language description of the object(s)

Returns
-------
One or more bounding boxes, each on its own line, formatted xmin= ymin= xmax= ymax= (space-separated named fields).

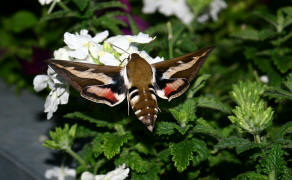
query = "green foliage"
xmin=170 ymin=139 xmax=208 ymax=172
xmin=256 ymin=144 xmax=292 ymax=179
xmin=43 ymin=124 xmax=77 ymax=151
xmin=103 ymin=133 xmax=131 ymax=159
xmin=169 ymin=99 xmax=197 ymax=127
xmin=3 ymin=0 xmax=292 ymax=179
xmin=228 ymin=81 xmax=273 ymax=134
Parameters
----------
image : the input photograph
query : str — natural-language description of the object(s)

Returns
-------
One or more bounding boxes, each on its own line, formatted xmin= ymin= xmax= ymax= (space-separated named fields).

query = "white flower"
xmin=64 ymin=29 xmax=108 ymax=60
xmin=33 ymin=47 xmax=71 ymax=120
xmin=44 ymin=87 xmax=69 ymax=119
xmin=198 ymin=0 xmax=227 ymax=23
xmin=39 ymin=0 xmax=60 ymax=5
xmin=260 ymin=75 xmax=269 ymax=83
xmin=81 ymin=164 xmax=129 ymax=180
xmin=54 ymin=47 xmax=72 ymax=60
xmin=142 ymin=0 xmax=194 ymax=24
xmin=45 ymin=166 xmax=76 ymax=180
xmin=105 ymin=32 xmax=163 ymax=66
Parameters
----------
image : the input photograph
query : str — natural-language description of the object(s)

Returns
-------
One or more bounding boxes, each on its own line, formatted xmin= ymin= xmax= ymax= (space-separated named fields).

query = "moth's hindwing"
xmin=47 ymin=60 xmax=126 ymax=106
xmin=153 ymin=47 xmax=213 ymax=100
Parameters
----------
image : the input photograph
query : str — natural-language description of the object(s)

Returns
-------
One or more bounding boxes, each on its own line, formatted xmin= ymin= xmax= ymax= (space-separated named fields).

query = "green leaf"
xmin=187 ymin=74 xmax=210 ymax=98
xmin=272 ymin=122 xmax=292 ymax=141
xmin=132 ymin=163 xmax=160 ymax=180
xmin=155 ymin=121 xmax=178 ymax=135
xmin=169 ymin=99 xmax=197 ymax=127
xmin=272 ymin=54 xmax=292 ymax=74
xmin=284 ymin=73 xmax=292 ymax=92
xmin=264 ymin=87 xmax=292 ymax=101
xmin=128 ymin=15 xmax=139 ymax=35
xmin=231 ymin=28 xmax=275 ymax=41
xmin=103 ymin=133 xmax=131 ymax=159
xmin=170 ymin=139 xmax=208 ymax=172
xmin=257 ymin=144 xmax=292 ymax=179
xmin=215 ymin=136 xmax=261 ymax=154
xmin=41 ymin=10 xmax=80 ymax=21
xmin=64 ymin=112 xmax=114 ymax=129
xmin=235 ymin=172 xmax=267 ymax=180
xmin=72 ymin=0 xmax=89 ymax=11
xmin=116 ymin=151 xmax=149 ymax=173
xmin=7 ymin=11 xmax=38 ymax=33
xmin=196 ymin=95 xmax=231 ymax=113
xmin=229 ymin=81 xmax=273 ymax=134
xmin=91 ymin=1 xmax=126 ymax=11
xmin=43 ymin=124 xmax=77 ymax=151
xmin=92 ymin=16 xmax=122 ymax=35
xmin=193 ymin=118 xmax=224 ymax=139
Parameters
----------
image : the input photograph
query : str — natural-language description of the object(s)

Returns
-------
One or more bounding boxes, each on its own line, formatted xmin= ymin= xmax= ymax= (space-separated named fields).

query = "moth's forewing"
xmin=47 ymin=59 xmax=126 ymax=106
xmin=152 ymin=47 xmax=214 ymax=100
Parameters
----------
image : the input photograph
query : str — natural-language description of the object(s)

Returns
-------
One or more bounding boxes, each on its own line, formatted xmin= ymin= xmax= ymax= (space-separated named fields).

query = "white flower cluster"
xmin=81 ymin=163 xmax=129 ymax=180
xmin=197 ymin=0 xmax=227 ymax=23
xmin=38 ymin=0 xmax=59 ymax=6
xmin=45 ymin=166 xmax=76 ymax=180
xmin=142 ymin=0 xmax=227 ymax=24
xmin=33 ymin=30 xmax=163 ymax=120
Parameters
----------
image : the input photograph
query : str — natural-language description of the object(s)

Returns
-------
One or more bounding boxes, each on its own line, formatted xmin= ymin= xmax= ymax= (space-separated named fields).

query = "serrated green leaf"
xmin=116 ymin=151 xmax=149 ymax=173
xmin=257 ymin=144 xmax=292 ymax=179
xmin=170 ymin=139 xmax=208 ymax=172
xmin=72 ymin=0 xmax=88 ymax=11
xmin=155 ymin=121 xmax=179 ymax=135
xmin=196 ymin=95 xmax=231 ymax=113
xmin=169 ymin=99 xmax=197 ymax=126
xmin=193 ymin=118 xmax=224 ymax=139
xmin=43 ymin=124 xmax=77 ymax=151
xmin=234 ymin=172 xmax=267 ymax=180
xmin=215 ymin=136 xmax=261 ymax=154
xmin=132 ymin=163 xmax=160 ymax=180
xmin=64 ymin=112 xmax=114 ymax=129
xmin=103 ymin=133 xmax=130 ymax=159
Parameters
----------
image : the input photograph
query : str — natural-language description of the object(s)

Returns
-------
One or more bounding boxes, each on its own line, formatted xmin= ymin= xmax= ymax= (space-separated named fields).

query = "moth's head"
xmin=128 ymin=53 xmax=141 ymax=62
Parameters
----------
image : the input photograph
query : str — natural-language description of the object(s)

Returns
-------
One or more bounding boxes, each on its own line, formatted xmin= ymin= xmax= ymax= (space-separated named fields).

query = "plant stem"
xmin=94 ymin=159 xmax=106 ymax=174
xmin=254 ymin=134 xmax=261 ymax=143
xmin=66 ymin=148 xmax=87 ymax=166
xmin=58 ymin=1 xmax=71 ymax=11
xmin=167 ymin=22 xmax=173 ymax=59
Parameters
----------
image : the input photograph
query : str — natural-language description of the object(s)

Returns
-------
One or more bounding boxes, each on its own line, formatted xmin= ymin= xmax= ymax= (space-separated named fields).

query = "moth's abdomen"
xmin=129 ymin=86 xmax=158 ymax=132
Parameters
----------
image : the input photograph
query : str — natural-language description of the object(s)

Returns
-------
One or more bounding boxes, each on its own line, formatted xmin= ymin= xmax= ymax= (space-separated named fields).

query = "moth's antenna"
xmin=139 ymin=36 xmax=156 ymax=55
xmin=109 ymin=43 xmax=130 ymax=55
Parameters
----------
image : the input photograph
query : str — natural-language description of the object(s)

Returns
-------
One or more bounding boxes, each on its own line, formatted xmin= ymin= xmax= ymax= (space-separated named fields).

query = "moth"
xmin=47 ymin=47 xmax=213 ymax=132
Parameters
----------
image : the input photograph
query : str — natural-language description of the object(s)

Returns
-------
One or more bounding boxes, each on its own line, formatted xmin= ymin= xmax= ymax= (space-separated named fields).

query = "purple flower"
xmin=18 ymin=47 xmax=52 ymax=75
xmin=117 ymin=0 xmax=149 ymax=34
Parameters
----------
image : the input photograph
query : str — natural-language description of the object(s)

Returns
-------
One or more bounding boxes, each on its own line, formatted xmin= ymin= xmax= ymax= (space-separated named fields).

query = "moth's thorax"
xmin=126 ymin=53 xmax=153 ymax=87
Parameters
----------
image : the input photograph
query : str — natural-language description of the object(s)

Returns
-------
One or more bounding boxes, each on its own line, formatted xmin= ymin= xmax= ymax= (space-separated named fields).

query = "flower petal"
xmin=100 ymin=52 xmax=120 ymax=66
xmin=93 ymin=30 xmax=109 ymax=43
xmin=33 ymin=75 xmax=49 ymax=92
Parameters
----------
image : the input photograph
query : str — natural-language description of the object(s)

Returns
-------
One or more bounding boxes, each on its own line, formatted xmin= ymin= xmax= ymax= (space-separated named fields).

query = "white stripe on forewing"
xmin=162 ymin=51 xmax=208 ymax=79
xmin=54 ymin=64 xmax=113 ymax=84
